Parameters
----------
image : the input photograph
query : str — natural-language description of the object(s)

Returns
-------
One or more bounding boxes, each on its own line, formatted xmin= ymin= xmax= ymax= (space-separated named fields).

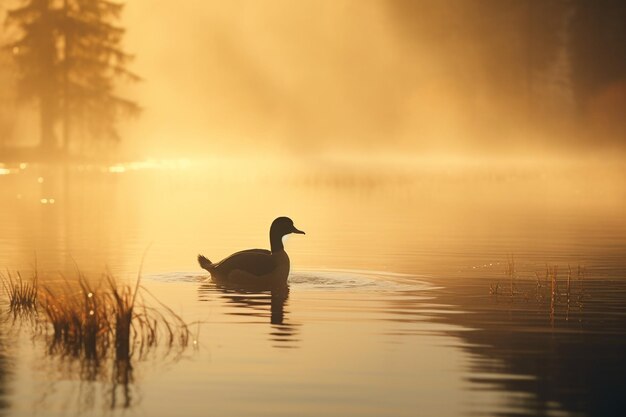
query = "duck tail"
xmin=197 ymin=254 xmax=213 ymax=271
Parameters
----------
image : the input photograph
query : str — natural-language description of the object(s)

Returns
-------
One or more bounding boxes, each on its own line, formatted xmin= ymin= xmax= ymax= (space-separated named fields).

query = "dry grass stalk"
xmin=1 ymin=271 xmax=38 ymax=314
xmin=2 ymin=267 xmax=192 ymax=411
xmin=534 ymin=271 xmax=544 ymax=300
xmin=577 ymin=265 xmax=586 ymax=307
xmin=566 ymin=265 xmax=572 ymax=319
xmin=505 ymin=256 xmax=517 ymax=295
xmin=1 ymin=270 xmax=191 ymax=362
xmin=489 ymin=260 xmax=588 ymax=322
xmin=548 ymin=265 xmax=558 ymax=324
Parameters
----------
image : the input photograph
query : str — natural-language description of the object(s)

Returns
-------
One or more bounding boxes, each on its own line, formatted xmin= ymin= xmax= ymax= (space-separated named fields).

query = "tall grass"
xmin=1 ymin=271 xmax=38 ymax=314
xmin=1 ymin=267 xmax=193 ymax=410
xmin=3 ymin=270 xmax=190 ymax=362
xmin=505 ymin=256 xmax=517 ymax=295
xmin=489 ymin=259 xmax=588 ymax=322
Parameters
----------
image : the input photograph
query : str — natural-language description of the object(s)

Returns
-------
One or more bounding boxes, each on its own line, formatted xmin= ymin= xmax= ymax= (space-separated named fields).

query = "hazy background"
xmin=1 ymin=0 xmax=625 ymax=160
xmin=123 ymin=0 xmax=626 ymax=159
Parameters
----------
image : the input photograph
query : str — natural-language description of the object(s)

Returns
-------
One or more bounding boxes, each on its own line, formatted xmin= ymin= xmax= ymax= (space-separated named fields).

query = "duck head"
xmin=270 ymin=217 xmax=305 ymax=252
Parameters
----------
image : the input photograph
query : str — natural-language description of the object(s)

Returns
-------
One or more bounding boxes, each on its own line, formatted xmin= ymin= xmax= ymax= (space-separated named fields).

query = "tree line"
xmin=388 ymin=0 xmax=626 ymax=144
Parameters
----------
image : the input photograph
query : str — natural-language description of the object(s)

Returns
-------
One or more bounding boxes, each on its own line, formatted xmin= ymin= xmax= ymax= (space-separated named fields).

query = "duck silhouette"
xmin=198 ymin=217 xmax=305 ymax=288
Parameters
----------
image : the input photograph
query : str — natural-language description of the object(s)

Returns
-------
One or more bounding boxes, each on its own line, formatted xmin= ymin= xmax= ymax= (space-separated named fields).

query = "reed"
xmin=505 ymin=256 xmax=517 ymax=295
xmin=548 ymin=265 xmax=558 ymax=323
xmin=489 ymin=282 xmax=500 ymax=295
xmin=489 ymin=260 xmax=587 ymax=322
xmin=577 ymin=265 xmax=586 ymax=307
xmin=534 ymin=271 xmax=543 ymax=300
xmin=489 ymin=256 xmax=517 ymax=296
xmin=40 ymin=276 xmax=108 ymax=358
xmin=2 ymin=268 xmax=192 ymax=411
xmin=1 ymin=271 xmax=38 ymax=313
xmin=0 ymin=269 xmax=191 ymax=362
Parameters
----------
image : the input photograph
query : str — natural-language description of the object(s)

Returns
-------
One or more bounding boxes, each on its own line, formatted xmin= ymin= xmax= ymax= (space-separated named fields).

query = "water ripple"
xmin=145 ymin=269 xmax=435 ymax=292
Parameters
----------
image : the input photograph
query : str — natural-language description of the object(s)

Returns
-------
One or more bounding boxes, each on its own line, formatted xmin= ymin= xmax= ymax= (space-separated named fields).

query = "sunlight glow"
xmin=107 ymin=159 xmax=192 ymax=174
xmin=108 ymin=165 xmax=126 ymax=173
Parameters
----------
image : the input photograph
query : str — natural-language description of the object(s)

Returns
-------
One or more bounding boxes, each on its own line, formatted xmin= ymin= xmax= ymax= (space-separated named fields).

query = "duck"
xmin=198 ymin=217 xmax=305 ymax=288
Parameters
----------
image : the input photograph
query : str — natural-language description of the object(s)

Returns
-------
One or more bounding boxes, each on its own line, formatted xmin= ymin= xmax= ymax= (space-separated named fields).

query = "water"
xmin=0 ymin=157 xmax=625 ymax=416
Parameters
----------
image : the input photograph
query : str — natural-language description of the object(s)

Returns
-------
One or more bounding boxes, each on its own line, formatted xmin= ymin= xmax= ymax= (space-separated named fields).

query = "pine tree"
xmin=60 ymin=0 xmax=140 ymax=151
xmin=6 ymin=0 xmax=58 ymax=150
xmin=6 ymin=0 xmax=139 ymax=153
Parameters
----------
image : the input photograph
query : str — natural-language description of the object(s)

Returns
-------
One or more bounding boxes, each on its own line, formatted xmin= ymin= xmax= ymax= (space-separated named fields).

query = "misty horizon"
xmin=1 ymin=1 xmax=625 ymax=159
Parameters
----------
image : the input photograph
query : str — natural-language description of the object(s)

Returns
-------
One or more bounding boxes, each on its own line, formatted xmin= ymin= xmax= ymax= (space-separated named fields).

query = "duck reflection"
xmin=198 ymin=282 xmax=300 ymax=348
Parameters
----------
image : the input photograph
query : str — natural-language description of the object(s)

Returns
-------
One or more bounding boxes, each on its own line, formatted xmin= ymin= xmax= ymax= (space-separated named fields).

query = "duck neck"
xmin=270 ymin=231 xmax=284 ymax=253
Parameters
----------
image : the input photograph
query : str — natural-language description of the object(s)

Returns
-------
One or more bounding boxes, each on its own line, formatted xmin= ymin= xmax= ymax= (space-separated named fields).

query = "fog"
xmin=116 ymin=0 xmax=624 ymax=159
xmin=2 ymin=0 xmax=625 ymax=160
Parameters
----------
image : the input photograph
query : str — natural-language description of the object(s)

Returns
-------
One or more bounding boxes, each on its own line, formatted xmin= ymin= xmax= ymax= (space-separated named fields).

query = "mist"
xmin=117 ymin=0 xmax=626 ymax=159
xmin=1 ymin=0 xmax=624 ymax=160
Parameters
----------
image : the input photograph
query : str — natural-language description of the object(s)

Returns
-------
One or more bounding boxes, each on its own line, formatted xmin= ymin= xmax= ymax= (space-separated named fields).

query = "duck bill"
xmin=292 ymin=227 xmax=305 ymax=235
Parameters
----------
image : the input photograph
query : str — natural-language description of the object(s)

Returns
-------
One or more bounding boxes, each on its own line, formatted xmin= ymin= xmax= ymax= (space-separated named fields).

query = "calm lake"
xmin=0 ymin=157 xmax=625 ymax=417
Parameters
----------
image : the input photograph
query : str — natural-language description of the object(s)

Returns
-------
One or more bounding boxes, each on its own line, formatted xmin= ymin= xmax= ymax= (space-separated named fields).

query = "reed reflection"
xmin=34 ymin=289 xmax=136 ymax=412
xmin=3 ymin=269 xmax=192 ymax=414
xmin=33 ymin=350 xmax=134 ymax=412
xmin=0 ymin=332 xmax=9 ymax=413
xmin=198 ymin=282 xmax=300 ymax=348
xmin=432 ymin=276 xmax=626 ymax=417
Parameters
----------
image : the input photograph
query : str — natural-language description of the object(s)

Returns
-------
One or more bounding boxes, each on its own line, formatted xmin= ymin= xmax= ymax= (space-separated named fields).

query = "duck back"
xmin=206 ymin=249 xmax=290 ymax=287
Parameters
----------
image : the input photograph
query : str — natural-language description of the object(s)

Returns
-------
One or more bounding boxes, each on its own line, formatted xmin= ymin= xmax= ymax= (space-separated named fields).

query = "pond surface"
xmin=0 ymin=157 xmax=624 ymax=416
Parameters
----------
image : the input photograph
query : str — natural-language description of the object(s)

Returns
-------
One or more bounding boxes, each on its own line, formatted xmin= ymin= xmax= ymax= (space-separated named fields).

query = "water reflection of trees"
xmin=0 ymin=165 xmax=138 ymax=274
xmin=198 ymin=282 xmax=301 ymax=349
xmin=431 ymin=278 xmax=626 ymax=417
